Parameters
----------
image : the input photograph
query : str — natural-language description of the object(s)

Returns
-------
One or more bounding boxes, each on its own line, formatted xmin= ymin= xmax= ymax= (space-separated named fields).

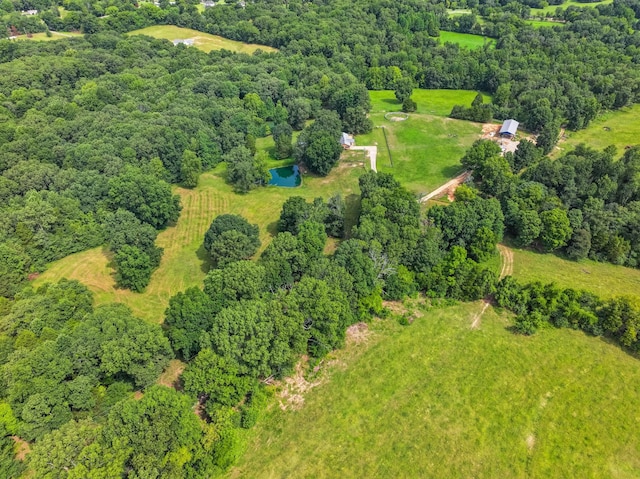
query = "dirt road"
xmin=419 ymin=171 xmax=470 ymax=203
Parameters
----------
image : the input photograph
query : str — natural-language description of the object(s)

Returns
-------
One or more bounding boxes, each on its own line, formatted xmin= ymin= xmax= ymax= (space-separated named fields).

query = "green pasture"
xmin=33 ymin=162 xmax=363 ymax=323
xmin=127 ymin=25 xmax=277 ymax=54
xmin=11 ymin=31 xmax=83 ymax=41
xmin=229 ymin=301 xmax=640 ymax=478
xmin=526 ymin=19 xmax=564 ymax=27
xmin=556 ymin=105 xmax=640 ymax=157
xmin=369 ymin=89 xmax=485 ymax=117
xmin=511 ymin=247 xmax=640 ymax=301
xmin=357 ymin=113 xmax=480 ymax=194
xmin=531 ymin=0 xmax=612 ymax=16
xmin=437 ymin=30 xmax=493 ymax=49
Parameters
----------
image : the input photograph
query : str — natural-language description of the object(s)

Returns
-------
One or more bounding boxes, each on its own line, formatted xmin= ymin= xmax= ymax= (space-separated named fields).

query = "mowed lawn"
xmin=229 ymin=302 xmax=640 ymax=478
xmin=531 ymin=0 xmax=612 ymax=15
xmin=127 ymin=25 xmax=277 ymax=54
xmin=438 ymin=30 xmax=493 ymax=49
xmin=33 ymin=161 xmax=363 ymax=322
xmin=363 ymin=89 xmax=485 ymax=194
xmin=10 ymin=31 xmax=83 ymax=41
xmin=511 ymin=247 xmax=640 ymax=301
xmin=556 ymin=105 xmax=640 ymax=156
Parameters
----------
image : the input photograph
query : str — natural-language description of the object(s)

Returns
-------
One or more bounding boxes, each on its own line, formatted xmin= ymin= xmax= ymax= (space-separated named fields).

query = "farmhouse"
xmin=340 ymin=132 xmax=355 ymax=149
xmin=203 ymin=0 xmax=215 ymax=7
xmin=499 ymin=119 xmax=519 ymax=139
xmin=21 ymin=9 xmax=38 ymax=15
xmin=172 ymin=38 xmax=195 ymax=46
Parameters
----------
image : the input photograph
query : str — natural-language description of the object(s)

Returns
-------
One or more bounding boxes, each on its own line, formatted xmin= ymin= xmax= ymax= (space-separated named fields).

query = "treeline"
xmin=464 ymin=140 xmax=640 ymax=268
xmin=496 ymin=277 xmax=640 ymax=351
xmin=0 ymin=33 xmax=372 ymax=298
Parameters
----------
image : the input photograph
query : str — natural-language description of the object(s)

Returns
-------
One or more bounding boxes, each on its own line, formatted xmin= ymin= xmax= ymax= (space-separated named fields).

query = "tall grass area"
xmin=229 ymin=302 xmax=640 ymax=478
xmin=33 ymin=162 xmax=363 ymax=322
xmin=438 ymin=31 xmax=493 ymax=49
xmin=511 ymin=247 xmax=640 ymax=301
xmin=128 ymin=25 xmax=277 ymax=53
xmin=556 ymin=105 xmax=640 ymax=156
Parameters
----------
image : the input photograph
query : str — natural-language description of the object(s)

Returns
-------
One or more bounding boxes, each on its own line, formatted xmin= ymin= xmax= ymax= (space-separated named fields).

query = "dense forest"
xmin=2 ymin=0 xmax=640 ymax=475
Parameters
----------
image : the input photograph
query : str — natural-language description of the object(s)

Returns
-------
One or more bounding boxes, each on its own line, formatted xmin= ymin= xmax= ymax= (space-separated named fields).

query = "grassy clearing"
xmin=526 ymin=19 xmax=564 ymax=27
xmin=369 ymin=89 xmax=485 ymax=117
xmin=438 ymin=31 xmax=493 ymax=49
xmin=556 ymin=105 xmax=640 ymax=157
xmin=127 ymin=25 xmax=277 ymax=54
xmin=11 ymin=31 xmax=83 ymax=41
xmin=229 ymin=302 xmax=640 ymax=478
xmin=531 ymin=0 xmax=612 ymax=15
xmin=33 ymin=161 xmax=363 ymax=322
xmin=358 ymin=113 xmax=480 ymax=194
xmin=511 ymin=247 xmax=640 ymax=301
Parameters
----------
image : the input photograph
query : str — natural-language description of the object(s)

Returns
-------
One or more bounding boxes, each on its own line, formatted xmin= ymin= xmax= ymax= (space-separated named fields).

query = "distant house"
xmin=499 ymin=119 xmax=519 ymax=139
xmin=203 ymin=0 xmax=215 ymax=7
xmin=21 ymin=9 xmax=38 ymax=15
xmin=172 ymin=38 xmax=195 ymax=46
xmin=340 ymin=132 xmax=355 ymax=149
xmin=238 ymin=0 xmax=246 ymax=7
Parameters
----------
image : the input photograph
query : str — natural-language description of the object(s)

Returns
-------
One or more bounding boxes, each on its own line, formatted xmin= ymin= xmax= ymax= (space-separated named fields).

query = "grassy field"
xmin=526 ymin=19 xmax=564 ymax=27
xmin=11 ymin=31 xmax=83 ymax=41
xmin=437 ymin=30 xmax=493 ymax=49
xmin=362 ymin=89 xmax=485 ymax=194
xmin=556 ymin=105 xmax=640 ymax=157
xmin=369 ymin=89 xmax=484 ymax=117
xmin=127 ymin=25 xmax=277 ymax=54
xmin=33 ymin=161 xmax=363 ymax=322
xmin=531 ymin=0 xmax=612 ymax=15
xmin=511 ymin=247 xmax=640 ymax=301
xmin=229 ymin=302 xmax=640 ymax=478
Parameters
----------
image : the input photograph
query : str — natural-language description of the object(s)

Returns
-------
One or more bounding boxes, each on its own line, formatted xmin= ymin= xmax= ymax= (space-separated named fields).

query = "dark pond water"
xmin=268 ymin=165 xmax=301 ymax=187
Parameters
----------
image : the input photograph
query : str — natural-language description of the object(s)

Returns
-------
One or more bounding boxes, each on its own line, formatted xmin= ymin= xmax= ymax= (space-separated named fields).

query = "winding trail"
xmin=420 ymin=171 xmax=471 ymax=203
xmin=471 ymin=244 xmax=514 ymax=329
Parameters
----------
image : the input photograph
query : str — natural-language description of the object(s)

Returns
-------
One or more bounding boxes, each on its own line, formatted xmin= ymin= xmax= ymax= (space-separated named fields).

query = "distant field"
xmin=526 ymin=19 xmax=564 ymax=27
xmin=438 ymin=31 xmax=493 ymax=49
xmin=230 ymin=302 xmax=640 ymax=478
xmin=34 ymin=162 xmax=362 ymax=322
xmin=531 ymin=0 xmax=612 ymax=15
xmin=556 ymin=105 xmax=640 ymax=156
xmin=128 ymin=25 xmax=277 ymax=54
xmin=511 ymin=247 xmax=640 ymax=301
xmin=369 ymin=89 xmax=486 ymax=117
xmin=11 ymin=31 xmax=83 ymax=41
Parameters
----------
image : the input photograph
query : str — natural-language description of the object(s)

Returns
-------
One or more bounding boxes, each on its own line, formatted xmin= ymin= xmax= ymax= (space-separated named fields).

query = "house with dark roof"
xmin=500 ymin=119 xmax=519 ymax=139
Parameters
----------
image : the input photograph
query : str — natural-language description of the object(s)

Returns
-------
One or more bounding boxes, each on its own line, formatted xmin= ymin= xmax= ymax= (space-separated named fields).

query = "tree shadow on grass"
xmin=196 ymin=243 xmax=213 ymax=274
xmin=381 ymin=98 xmax=401 ymax=107
xmin=442 ymin=164 xmax=464 ymax=179
xmin=266 ymin=220 xmax=279 ymax=237
xmin=344 ymin=193 xmax=361 ymax=238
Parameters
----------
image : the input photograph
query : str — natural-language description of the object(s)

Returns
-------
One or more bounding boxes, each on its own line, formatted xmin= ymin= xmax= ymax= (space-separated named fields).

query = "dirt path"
xmin=350 ymin=145 xmax=377 ymax=172
xmin=419 ymin=171 xmax=470 ymax=203
xmin=497 ymin=244 xmax=514 ymax=279
xmin=471 ymin=244 xmax=514 ymax=329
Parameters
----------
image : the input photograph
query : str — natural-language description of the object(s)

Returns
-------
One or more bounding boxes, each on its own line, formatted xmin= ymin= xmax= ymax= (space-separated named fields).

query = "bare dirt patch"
xmin=346 ymin=322 xmax=370 ymax=345
xmin=157 ymin=359 xmax=186 ymax=389
xmin=526 ymin=434 xmax=536 ymax=452
xmin=277 ymin=358 xmax=324 ymax=411
xmin=12 ymin=436 xmax=31 ymax=461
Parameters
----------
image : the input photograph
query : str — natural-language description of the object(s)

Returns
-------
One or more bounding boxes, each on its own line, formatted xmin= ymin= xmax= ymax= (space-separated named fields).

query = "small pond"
xmin=268 ymin=165 xmax=301 ymax=187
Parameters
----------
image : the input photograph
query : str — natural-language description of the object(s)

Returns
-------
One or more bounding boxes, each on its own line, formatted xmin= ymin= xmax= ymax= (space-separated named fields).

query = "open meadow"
xmin=127 ymin=25 xmax=277 ymax=53
xmin=229 ymin=301 xmax=640 ymax=479
xmin=555 ymin=105 xmax=640 ymax=156
xmin=362 ymin=89 xmax=485 ymax=194
xmin=33 ymin=161 xmax=363 ymax=322
xmin=510 ymin=247 xmax=640 ymax=301
xmin=10 ymin=31 xmax=83 ymax=41
xmin=530 ymin=0 xmax=613 ymax=15
xmin=438 ymin=31 xmax=493 ymax=49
